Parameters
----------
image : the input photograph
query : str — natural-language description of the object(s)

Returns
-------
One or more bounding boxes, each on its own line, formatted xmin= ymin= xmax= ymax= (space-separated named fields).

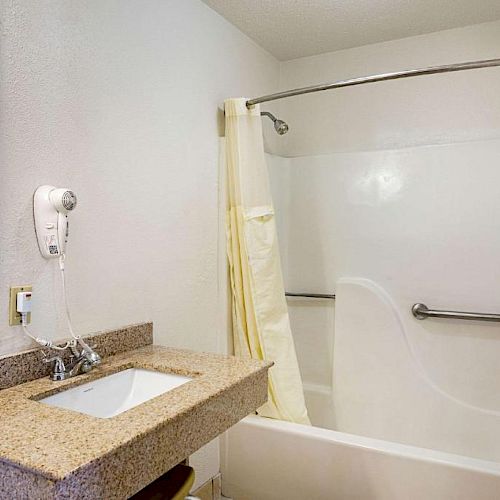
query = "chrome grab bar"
xmin=285 ymin=292 xmax=335 ymax=300
xmin=412 ymin=303 xmax=500 ymax=322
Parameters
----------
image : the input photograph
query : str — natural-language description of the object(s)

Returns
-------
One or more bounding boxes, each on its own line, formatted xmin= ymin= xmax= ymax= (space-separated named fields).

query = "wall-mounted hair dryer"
xmin=33 ymin=185 xmax=77 ymax=258
xmin=28 ymin=185 xmax=100 ymax=362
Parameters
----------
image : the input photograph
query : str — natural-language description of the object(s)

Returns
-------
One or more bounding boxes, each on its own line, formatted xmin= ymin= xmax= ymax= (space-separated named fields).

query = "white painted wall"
xmin=0 ymin=0 xmax=279 ymax=488
xmin=267 ymin=20 xmax=500 ymax=461
xmin=0 ymin=0 xmax=279 ymax=354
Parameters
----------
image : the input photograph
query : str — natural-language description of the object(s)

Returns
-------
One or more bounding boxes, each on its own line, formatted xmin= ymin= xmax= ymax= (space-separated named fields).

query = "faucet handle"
xmin=80 ymin=343 xmax=101 ymax=365
xmin=43 ymin=355 xmax=66 ymax=374
xmin=43 ymin=355 xmax=60 ymax=363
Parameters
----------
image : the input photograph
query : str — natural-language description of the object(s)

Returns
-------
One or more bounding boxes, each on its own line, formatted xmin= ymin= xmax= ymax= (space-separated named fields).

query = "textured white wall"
xmin=0 ymin=0 xmax=279 ymax=488
xmin=0 ymin=0 xmax=279 ymax=356
xmin=277 ymin=20 xmax=500 ymax=156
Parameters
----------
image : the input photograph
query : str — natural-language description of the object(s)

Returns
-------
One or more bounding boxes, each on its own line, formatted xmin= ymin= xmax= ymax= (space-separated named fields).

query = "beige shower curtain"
xmin=224 ymin=98 xmax=310 ymax=425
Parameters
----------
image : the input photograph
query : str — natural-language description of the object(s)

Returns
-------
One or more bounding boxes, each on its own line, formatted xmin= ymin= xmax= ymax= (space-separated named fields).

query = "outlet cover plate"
xmin=9 ymin=285 xmax=32 ymax=326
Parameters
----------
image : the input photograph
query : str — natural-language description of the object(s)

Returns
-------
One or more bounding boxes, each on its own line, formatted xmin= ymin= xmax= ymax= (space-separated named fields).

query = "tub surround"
xmin=0 ymin=328 xmax=271 ymax=499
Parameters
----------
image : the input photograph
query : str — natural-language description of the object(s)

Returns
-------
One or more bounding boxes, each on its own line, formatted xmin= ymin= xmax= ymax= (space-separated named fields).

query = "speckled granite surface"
xmin=0 ymin=322 xmax=153 ymax=390
xmin=0 ymin=345 xmax=271 ymax=499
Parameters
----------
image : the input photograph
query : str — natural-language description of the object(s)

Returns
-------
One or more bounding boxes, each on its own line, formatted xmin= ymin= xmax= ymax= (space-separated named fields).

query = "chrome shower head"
xmin=273 ymin=119 xmax=289 ymax=135
xmin=261 ymin=111 xmax=289 ymax=135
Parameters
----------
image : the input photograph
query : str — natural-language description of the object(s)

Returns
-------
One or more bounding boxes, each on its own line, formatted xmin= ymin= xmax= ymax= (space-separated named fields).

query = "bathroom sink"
xmin=39 ymin=368 xmax=192 ymax=418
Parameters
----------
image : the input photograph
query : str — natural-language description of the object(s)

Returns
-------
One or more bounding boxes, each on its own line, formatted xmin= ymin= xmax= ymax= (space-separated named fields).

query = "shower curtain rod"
xmin=246 ymin=58 xmax=500 ymax=107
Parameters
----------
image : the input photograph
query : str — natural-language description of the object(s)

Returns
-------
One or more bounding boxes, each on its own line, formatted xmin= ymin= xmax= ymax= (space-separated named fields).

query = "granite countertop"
xmin=0 ymin=343 xmax=271 ymax=499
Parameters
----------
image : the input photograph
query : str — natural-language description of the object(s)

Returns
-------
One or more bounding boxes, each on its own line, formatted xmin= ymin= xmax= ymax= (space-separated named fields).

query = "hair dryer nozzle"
xmin=50 ymin=189 xmax=77 ymax=213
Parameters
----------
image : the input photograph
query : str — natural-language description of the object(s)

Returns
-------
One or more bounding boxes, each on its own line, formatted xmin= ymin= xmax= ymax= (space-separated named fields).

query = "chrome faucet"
xmin=44 ymin=342 xmax=101 ymax=381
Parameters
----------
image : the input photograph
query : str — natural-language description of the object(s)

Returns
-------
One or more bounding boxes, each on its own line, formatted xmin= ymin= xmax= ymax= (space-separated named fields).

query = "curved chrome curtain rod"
xmin=246 ymin=58 xmax=500 ymax=107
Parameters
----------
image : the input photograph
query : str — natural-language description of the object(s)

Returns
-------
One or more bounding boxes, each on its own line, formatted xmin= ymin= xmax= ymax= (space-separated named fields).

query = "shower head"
xmin=274 ymin=119 xmax=289 ymax=135
xmin=260 ymin=111 xmax=289 ymax=135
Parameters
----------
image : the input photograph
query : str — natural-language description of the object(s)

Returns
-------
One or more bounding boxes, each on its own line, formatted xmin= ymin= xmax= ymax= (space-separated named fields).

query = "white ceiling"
xmin=202 ymin=0 xmax=500 ymax=60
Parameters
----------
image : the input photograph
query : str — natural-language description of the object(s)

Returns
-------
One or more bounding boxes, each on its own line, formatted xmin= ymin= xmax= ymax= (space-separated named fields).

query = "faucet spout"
xmin=66 ymin=356 xmax=92 ymax=377
xmin=46 ymin=342 xmax=101 ymax=381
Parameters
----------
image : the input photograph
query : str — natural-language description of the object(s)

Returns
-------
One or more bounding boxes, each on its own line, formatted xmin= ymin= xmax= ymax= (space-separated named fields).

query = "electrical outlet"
xmin=9 ymin=285 xmax=32 ymax=326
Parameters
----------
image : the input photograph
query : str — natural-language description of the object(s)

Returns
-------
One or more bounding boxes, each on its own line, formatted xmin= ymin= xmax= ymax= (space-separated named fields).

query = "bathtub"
xmin=220 ymin=276 xmax=500 ymax=498
xmin=221 ymin=415 xmax=500 ymax=500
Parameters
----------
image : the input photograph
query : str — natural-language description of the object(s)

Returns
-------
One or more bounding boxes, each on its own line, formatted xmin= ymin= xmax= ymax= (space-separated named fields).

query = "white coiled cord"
xmin=21 ymin=314 xmax=72 ymax=350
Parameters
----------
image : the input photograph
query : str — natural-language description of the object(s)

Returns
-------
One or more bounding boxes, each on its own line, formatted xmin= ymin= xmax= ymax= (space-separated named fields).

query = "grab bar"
xmin=285 ymin=292 xmax=336 ymax=300
xmin=412 ymin=303 xmax=500 ymax=322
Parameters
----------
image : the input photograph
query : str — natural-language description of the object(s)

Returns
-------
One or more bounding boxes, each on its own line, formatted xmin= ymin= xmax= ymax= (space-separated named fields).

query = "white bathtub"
xmin=221 ymin=415 xmax=500 ymax=500
xmin=220 ymin=280 xmax=500 ymax=499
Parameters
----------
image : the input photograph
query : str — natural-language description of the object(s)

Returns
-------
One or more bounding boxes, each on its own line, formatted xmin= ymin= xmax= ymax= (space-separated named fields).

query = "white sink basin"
xmin=39 ymin=368 xmax=192 ymax=418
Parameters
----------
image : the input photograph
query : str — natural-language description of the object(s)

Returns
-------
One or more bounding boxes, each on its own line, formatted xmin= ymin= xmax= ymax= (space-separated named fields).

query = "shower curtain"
xmin=224 ymin=98 xmax=310 ymax=425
